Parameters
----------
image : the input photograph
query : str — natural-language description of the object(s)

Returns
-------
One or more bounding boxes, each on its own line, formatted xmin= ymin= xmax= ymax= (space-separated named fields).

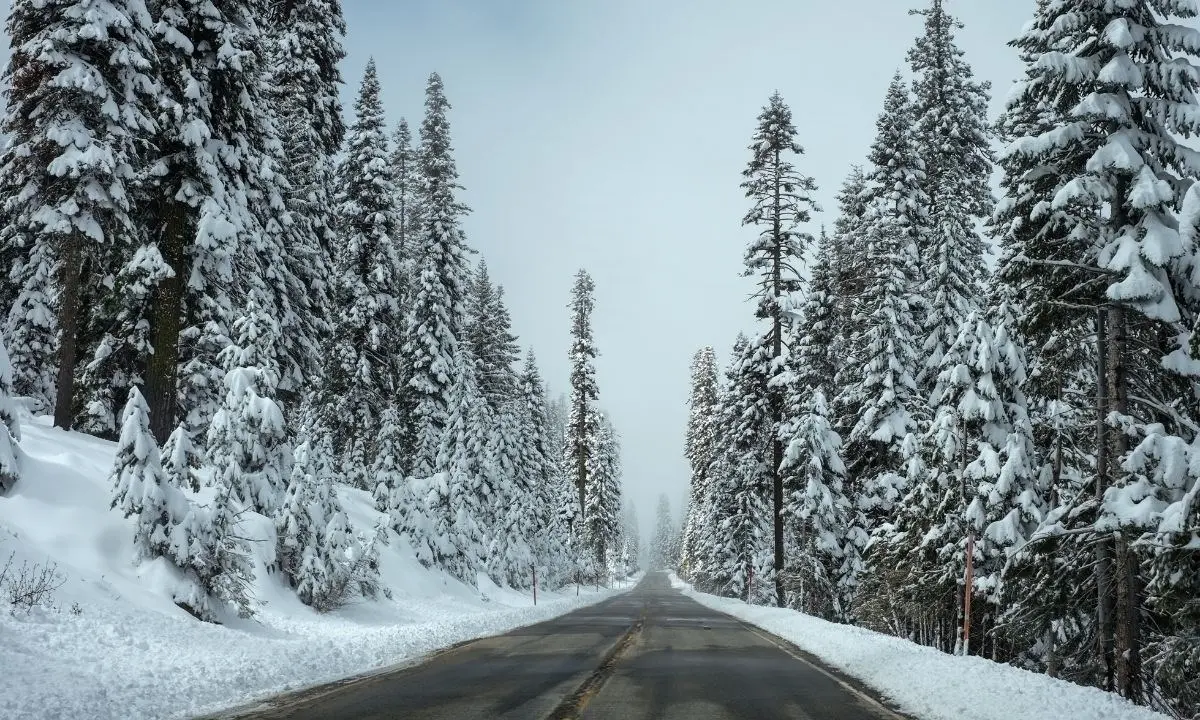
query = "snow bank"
xmin=0 ymin=417 xmax=623 ymax=720
xmin=670 ymin=575 xmax=1169 ymax=720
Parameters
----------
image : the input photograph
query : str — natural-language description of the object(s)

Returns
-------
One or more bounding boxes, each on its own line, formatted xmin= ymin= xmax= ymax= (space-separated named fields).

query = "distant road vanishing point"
xmin=210 ymin=573 xmax=906 ymax=720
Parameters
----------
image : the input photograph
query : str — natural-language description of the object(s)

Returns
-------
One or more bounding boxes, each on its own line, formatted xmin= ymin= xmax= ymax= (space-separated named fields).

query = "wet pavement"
xmin=221 ymin=573 xmax=905 ymax=720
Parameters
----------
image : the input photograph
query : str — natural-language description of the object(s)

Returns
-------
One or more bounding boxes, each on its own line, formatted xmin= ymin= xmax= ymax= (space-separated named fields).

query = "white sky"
xmin=0 ymin=0 xmax=1040 ymax=541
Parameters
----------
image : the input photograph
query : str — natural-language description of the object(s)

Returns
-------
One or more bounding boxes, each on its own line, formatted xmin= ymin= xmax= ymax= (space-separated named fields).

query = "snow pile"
xmin=0 ymin=417 xmax=621 ymax=720
xmin=671 ymin=575 xmax=1170 ymax=720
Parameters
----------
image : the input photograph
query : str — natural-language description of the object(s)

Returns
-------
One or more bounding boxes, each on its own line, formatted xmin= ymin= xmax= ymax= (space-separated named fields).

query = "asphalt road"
xmin=221 ymin=573 xmax=906 ymax=720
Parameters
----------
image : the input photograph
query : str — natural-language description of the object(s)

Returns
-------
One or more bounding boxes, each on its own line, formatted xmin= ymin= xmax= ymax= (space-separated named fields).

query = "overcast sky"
xmin=0 ymin=0 xmax=1039 ymax=540
xmin=342 ymin=0 xmax=1037 ymax=538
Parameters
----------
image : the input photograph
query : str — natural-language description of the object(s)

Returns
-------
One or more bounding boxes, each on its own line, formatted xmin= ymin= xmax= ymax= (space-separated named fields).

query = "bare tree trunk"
xmin=53 ymin=235 xmax=82 ymax=429
xmin=771 ymin=150 xmax=786 ymax=609
xmin=144 ymin=199 xmax=188 ymax=444
xmin=1095 ymin=307 xmax=1116 ymax=692
xmin=1107 ymin=305 xmax=1142 ymax=702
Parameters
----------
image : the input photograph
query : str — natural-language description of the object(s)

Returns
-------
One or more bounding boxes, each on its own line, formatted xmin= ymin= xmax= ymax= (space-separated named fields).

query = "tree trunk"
xmin=144 ymin=199 xmax=188 ymax=443
xmin=53 ymin=234 xmax=82 ymax=429
xmin=1095 ymin=308 xmax=1116 ymax=692
xmin=771 ymin=149 xmax=786 ymax=609
xmin=1107 ymin=304 xmax=1142 ymax=701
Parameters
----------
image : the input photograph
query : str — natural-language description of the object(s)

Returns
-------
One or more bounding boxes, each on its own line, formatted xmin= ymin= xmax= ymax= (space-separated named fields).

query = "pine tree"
xmin=316 ymin=59 xmax=402 ymax=488
xmin=649 ymin=494 xmax=674 ymax=570
xmin=908 ymin=1 xmax=993 ymax=389
xmin=740 ymin=91 xmax=820 ymax=607
xmin=840 ymin=73 xmax=927 ymax=533
xmin=427 ymin=350 xmax=488 ymax=583
xmin=584 ymin=412 xmax=622 ymax=573
xmin=680 ymin=346 xmax=719 ymax=580
xmin=0 ymin=0 xmax=157 ymax=427
xmin=390 ymin=118 xmax=420 ymax=258
xmin=268 ymin=0 xmax=346 ymax=273
xmin=516 ymin=352 xmax=568 ymax=581
xmin=780 ymin=389 xmax=858 ymax=620
xmin=487 ymin=399 xmax=534 ymax=587
xmin=372 ymin=405 xmax=412 ymax=532
xmin=566 ymin=270 xmax=599 ymax=525
xmin=110 ymin=388 xmax=177 ymax=562
xmin=467 ymin=261 xmax=520 ymax=412
xmin=143 ymin=0 xmax=289 ymax=443
xmin=264 ymin=0 xmax=348 ymax=407
xmin=1000 ymin=0 xmax=1200 ymax=703
xmin=405 ymin=73 xmax=473 ymax=479
xmin=707 ymin=334 xmax=774 ymax=601
xmin=0 ymin=339 xmax=20 ymax=494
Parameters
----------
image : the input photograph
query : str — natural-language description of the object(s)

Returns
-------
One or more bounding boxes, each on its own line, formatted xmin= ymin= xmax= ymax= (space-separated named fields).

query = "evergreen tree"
xmin=780 ymin=389 xmax=858 ymax=621
xmin=405 ymin=73 xmax=473 ymax=479
xmin=740 ymin=91 xmax=820 ymax=607
xmin=265 ymin=0 xmax=348 ymax=405
xmin=316 ymin=59 xmax=402 ymax=488
xmin=680 ymin=346 xmax=719 ymax=580
xmin=0 ymin=339 xmax=20 ymax=494
xmin=110 ymin=388 xmax=177 ymax=562
xmin=584 ymin=412 xmax=622 ymax=573
xmin=426 ymin=350 xmax=488 ymax=583
xmin=206 ymin=306 xmax=291 ymax=516
xmin=999 ymin=0 xmax=1200 ymax=703
xmin=487 ymin=400 xmax=534 ymax=587
xmin=517 ymin=351 xmax=569 ymax=583
xmin=840 ymin=73 xmax=927 ymax=532
xmin=390 ymin=118 xmax=419 ymax=258
xmin=906 ymin=1 xmax=993 ymax=391
xmin=707 ymin=335 xmax=774 ymax=601
xmin=649 ymin=494 xmax=675 ymax=570
xmin=566 ymin=270 xmax=599 ymax=524
xmin=467 ymin=261 xmax=520 ymax=411
xmin=142 ymin=0 xmax=290 ymax=443
xmin=0 ymin=0 xmax=157 ymax=427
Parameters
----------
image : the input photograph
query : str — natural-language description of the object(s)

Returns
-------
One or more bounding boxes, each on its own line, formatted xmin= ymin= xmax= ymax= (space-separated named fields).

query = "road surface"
xmin=218 ymin=573 xmax=906 ymax=720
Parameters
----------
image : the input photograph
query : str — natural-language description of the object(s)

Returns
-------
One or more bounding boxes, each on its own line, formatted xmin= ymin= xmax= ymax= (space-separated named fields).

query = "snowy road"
xmin=220 ymin=572 xmax=905 ymax=720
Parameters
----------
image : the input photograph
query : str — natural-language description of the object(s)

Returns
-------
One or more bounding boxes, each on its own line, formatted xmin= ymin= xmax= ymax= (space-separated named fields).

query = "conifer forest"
xmin=2 ymin=0 xmax=1200 ymax=718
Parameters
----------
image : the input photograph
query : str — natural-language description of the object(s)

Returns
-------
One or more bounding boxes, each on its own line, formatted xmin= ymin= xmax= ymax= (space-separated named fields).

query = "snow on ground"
xmin=0 ymin=416 xmax=624 ymax=720
xmin=670 ymin=575 xmax=1170 ymax=720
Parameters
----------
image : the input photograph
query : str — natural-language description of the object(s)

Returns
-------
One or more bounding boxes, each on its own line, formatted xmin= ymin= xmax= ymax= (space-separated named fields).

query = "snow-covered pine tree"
xmin=372 ymin=405 xmax=414 ymax=537
xmin=584 ymin=412 xmax=622 ymax=573
xmin=907 ymin=0 xmax=993 ymax=389
xmin=707 ymin=334 xmax=774 ymax=602
xmin=0 ymin=339 xmax=20 ymax=493
xmin=517 ymin=351 xmax=570 ymax=584
xmin=829 ymin=166 xmax=871 ymax=343
xmin=275 ymin=439 xmax=326 ymax=603
xmin=404 ymin=73 xmax=474 ymax=479
xmin=425 ymin=349 xmax=489 ymax=583
xmin=162 ymin=423 xmax=201 ymax=493
xmin=487 ymin=399 xmax=534 ymax=587
xmin=315 ymin=59 xmax=402 ymax=489
xmin=143 ymin=0 xmax=289 ymax=443
xmin=989 ymin=0 xmax=1103 ymax=682
xmin=565 ymin=269 xmax=599 ymax=526
xmin=840 ymin=73 xmax=927 ymax=536
xmin=740 ymin=91 xmax=820 ymax=607
xmin=467 ymin=261 xmax=520 ymax=413
xmin=0 ymin=0 xmax=157 ymax=426
xmin=171 ymin=480 xmax=255 ymax=620
xmin=679 ymin=346 xmax=719 ymax=580
xmin=390 ymin=118 xmax=419 ymax=258
xmin=1000 ymin=0 xmax=1200 ymax=703
xmin=263 ymin=0 xmax=348 ymax=407
xmin=110 ymin=387 xmax=178 ymax=562
xmin=649 ymin=495 xmax=674 ymax=570
xmin=206 ymin=307 xmax=291 ymax=516
xmin=268 ymin=0 xmax=346 ymax=276
xmin=780 ymin=389 xmax=857 ymax=621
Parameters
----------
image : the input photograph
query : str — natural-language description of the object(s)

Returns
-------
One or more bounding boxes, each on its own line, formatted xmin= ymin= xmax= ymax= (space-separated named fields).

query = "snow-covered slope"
xmin=0 ymin=416 xmax=621 ymax=720
xmin=670 ymin=575 xmax=1169 ymax=720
